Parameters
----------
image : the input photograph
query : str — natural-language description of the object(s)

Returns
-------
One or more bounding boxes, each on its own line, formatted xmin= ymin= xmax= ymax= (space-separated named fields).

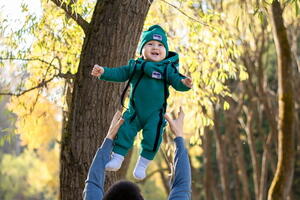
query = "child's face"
xmin=142 ymin=40 xmax=166 ymax=62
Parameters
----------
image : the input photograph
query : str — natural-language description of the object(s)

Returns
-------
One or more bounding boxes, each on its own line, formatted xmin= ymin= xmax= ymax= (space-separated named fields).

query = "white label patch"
xmin=152 ymin=71 xmax=162 ymax=79
xmin=153 ymin=34 xmax=162 ymax=41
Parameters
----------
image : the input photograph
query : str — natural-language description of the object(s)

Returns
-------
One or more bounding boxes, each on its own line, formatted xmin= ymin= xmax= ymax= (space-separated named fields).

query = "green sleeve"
xmin=167 ymin=65 xmax=190 ymax=92
xmin=98 ymin=65 xmax=130 ymax=82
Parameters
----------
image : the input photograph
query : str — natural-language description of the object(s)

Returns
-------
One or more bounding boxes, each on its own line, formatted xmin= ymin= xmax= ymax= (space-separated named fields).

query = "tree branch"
xmin=0 ymin=76 xmax=55 ymax=97
xmin=160 ymin=0 xmax=212 ymax=28
xmin=0 ymin=56 xmax=57 ymax=68
xmin=0 ymin=70 xmax=75 ymax=97
xmin=50 ymin=0 xmax=89 ymax=34
xmin=0 ymin=56 xmax=75 ymax=96
xmin=0 ymin=71 xmax=75 ymax=97
xmin=0 ymin=56 xmax=76 ymax=79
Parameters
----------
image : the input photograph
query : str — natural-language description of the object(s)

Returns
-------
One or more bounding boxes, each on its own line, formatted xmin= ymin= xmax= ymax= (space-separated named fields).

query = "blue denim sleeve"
xmin=168 ymin=137 xmax=192 ymax=200
xmin=83 ymin=138 xmax=113 ymax=200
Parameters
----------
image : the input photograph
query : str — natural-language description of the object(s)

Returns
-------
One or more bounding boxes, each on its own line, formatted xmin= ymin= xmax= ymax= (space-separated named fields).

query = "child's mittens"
xmin=105 ymin=153 xmax=124 ymax=171
xmin=91 ymin=64 xmax=104 ymax=77
xmin=133 ymin=156 xmax=151 ymax=180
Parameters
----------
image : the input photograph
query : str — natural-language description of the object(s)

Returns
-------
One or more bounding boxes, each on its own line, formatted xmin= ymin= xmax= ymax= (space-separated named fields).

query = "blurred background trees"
xmin=0 ymin=0 xmax=299 ymax=199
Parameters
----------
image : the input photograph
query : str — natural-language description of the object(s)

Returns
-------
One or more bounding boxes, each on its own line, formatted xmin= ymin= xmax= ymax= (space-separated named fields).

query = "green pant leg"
xmin=140 ymin=111 xmax=166 ymax=160
xmin=113 ymin=112 xmax=142 ymax=157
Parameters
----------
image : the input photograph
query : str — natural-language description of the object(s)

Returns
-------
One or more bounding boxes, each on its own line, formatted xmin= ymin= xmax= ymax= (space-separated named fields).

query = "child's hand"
xmin=181 ymin=77 xmax=193 ymax=88
xmin=91 ymin=64 xmax=104 ymax=77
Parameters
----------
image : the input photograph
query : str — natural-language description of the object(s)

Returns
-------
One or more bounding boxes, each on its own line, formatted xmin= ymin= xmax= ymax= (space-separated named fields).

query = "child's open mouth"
xmin=151 ymin=52 xmax=159 ymax=56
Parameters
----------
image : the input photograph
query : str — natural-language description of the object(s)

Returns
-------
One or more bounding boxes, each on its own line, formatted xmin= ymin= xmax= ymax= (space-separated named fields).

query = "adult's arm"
xmin=168 ymin=137 xmax=192 ymax=200
xmin=83 ymin=138 xmax=113 ymax=200
xmin=83 ymin=111 xmax=123 ymax=199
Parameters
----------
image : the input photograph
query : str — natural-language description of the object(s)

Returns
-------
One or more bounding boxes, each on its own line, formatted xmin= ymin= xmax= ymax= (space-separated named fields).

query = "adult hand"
xmin=181 ymin=77 xmax=193 ymax=88
xmin=91 ymin=64 xmax=104 ymax=77
xmin=106 ymin=111 xmax=124 ymax=140
xmin=164 ymin=106 xmax=184 ymax=137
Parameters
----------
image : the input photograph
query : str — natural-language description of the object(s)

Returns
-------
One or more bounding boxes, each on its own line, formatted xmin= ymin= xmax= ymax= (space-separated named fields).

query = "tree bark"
xmin=203 ymin=127 xmax=213 ymax=200
xmin=190 ymin=152 xmax=202 ymax=200
xmin=268 ymin=1 xmax=295 ymax=200
xmin=213 ymin=108 xmax=230 ymax=200
xmin=243 ymin=106 xmax=260 ymax=200
xmin=225 ymin=103 xmax=251 ymax=200
xmin=59 ymin=0 xmax=151 ymax=199
xmin=259 ymin=130 xmax=273 ymax=200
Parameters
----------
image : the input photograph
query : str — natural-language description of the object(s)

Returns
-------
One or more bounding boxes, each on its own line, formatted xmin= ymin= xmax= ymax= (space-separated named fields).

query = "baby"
xmin=91 ymin=25 xmax=192 ymax=180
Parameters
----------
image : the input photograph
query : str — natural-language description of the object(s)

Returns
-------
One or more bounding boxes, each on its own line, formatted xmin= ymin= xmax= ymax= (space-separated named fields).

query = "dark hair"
xmin=103 ymin=180 xmax=144 ymax=200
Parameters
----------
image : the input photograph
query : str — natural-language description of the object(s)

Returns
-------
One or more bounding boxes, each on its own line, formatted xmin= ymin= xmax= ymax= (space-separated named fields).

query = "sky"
xmin=0 ymin=0 xmax=43 ymax=91
xmin=0 ymin=0 xmax=42 ymax=52
xmin=0 ymin=0 xmax=42 ymax=32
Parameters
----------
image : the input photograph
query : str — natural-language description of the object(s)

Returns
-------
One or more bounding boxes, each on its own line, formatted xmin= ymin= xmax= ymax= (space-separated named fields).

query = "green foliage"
xmin=0 ymin=0 xmax=94 ymax=197
xmin=0 ymin=149 xmax=59 ymax=200
xmin=283 ymin=0 xmax=300 ymax=15
xmin=0 ymin=96 xmax=16 ymax=147
xmin=145 ymin=0 xmax=248 ymax=142
xmin=1 ymin=0 xmax=298 ymax=199
xmin=140 ymin=179 xmax=167 ymax=200
xmin=0 ymin=132 xmax=14 ymax=146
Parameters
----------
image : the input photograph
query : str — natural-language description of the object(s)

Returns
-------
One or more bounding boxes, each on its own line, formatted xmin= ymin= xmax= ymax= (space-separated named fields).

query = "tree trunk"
xmin=225 ymin=106 xmax=251 ymax=200
xmin=292 ymin=102 xmax=300 ymax=199
xmin=259 ymin=130 xmax=273 ymax=200
xmin=190 ymin=152 xmax=202 ymax=200
xmin=243 ymin=106 xmax=260 ymax=200
xmin=59 ymin=0 xmax=151 ymax=199
xmin=268 ymin=1 xmax=295 ymax=200
xmin=203 ymin=127 xmax=214 ymax=200
xmin=213 ymin=108 xmax=229 ymax=200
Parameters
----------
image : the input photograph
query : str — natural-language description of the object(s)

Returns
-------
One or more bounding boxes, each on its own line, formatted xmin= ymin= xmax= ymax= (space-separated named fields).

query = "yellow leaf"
xmin=223 ymin=101 xmax=230 ymax=110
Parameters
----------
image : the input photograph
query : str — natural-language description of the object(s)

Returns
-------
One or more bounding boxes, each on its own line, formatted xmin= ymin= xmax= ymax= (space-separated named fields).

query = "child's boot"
xmin=133 ymin=156 xmax=151 ymax=180
xmin=105 ymin=153 xmax=124 ymax=171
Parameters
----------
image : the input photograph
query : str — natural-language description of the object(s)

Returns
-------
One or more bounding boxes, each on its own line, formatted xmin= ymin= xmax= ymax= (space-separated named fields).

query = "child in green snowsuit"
xmin=91 ymin=25 xmax=193 ymax=180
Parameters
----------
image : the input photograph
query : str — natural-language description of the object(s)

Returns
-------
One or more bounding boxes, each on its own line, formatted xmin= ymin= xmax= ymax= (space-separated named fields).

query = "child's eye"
xmin=158 ymin=43 xmax=163 ymax=46
xmin=147 ymin=43 xmax=153 ymax=46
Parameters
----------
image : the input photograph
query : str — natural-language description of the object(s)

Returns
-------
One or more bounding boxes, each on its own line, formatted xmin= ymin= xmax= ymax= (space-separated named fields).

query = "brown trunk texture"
xmin=225 ymin=105 xmax=251 ymax=200
xmin=244 ymin=108 xmax=260 ymax=200
xmin=268 ymin=1 xmax=295 ymax=200
xmin=59 ymin=1 xmax=151 ymax=199
xmin=214 ymin=109 xmax=230 ymax=200
xmin=203 ymin=127 xmax=214 ymax=200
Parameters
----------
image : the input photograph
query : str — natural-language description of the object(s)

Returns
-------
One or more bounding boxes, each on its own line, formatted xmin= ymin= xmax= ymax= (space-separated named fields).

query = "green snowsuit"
xmin=99 ymin=51 xmax=190 ymax=160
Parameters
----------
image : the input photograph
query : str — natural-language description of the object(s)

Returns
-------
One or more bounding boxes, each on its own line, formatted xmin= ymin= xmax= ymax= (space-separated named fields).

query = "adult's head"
xmin=103 ymin=180 xmax=144 ymax=200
